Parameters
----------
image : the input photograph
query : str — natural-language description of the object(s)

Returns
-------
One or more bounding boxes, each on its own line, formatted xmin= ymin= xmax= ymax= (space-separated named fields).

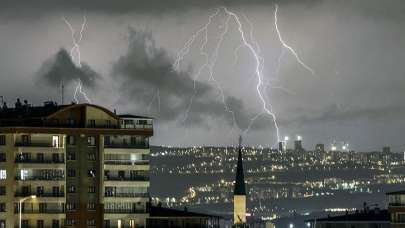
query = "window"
xmin=104 ymin=136 xmax=111 ymax=146
xmin=52 ymin=136 xmax=59 ymax=148
xmin=0 ymin=153 xmax=5 ymax=162
xmin=0 ymin=220 xmax=5 ymax=228
xmin=0 ymin=203 xmax=5 ymax=212
xmin=0 ymin=136 xmax=5 ymax=145
xmin=88 ymin=152 xmax=96 ymax=161
xmin=88 ymin=186 xmax=96 ymax=193
xmin=67 ymin=118 xmax=75 ymax=126
xmin=66 ymin=203 xmax=76 ymax=211
xmin=87 ymin=219 xmax=96 ymax=226
xmin=52 ymin=220 xmax=59 ymax=228
xmin=0 ymin=187 xmax=5 ymax=195
xmin=66 ymin=219 xmax=75 ymax=226
xmin=106 ymin=120 xmax=111 ymax=127
xmin=37 ymin=220 xmax=44 ymax=228
xmin=36 ymin=186 xmax=44 ymax=196
xmin=87 ymin=136 xmax=96 ymax=146
xmin=88 ymin=169 xmax=96 ymax=178
xmin=89 ymin=119 xmax=96 ymax=127
xmin=21 ymin=135 xmax=29 ymax=145
xmin=21 ymin=220 xmax=28 ymax=228
xmin=39 ymin=203 xmax=46 ymax=213
xmin=67 ymin=152 xmax=76 ymax=161
xmin=67 ymin=136 xmax=75 ymax=145
xmin=0 ymin=170 xmax=6 ymax=180
xmin=67 ymin=185 xmax=76 ymax=193
xmin=67 ymin=169 xmax=76 ymax=177
xmin=36 ymin=153 xmax=44 ymax=162
xmin=52 ymin=153 xmax=60 ymax=162
xmin=87 ymin=203 xmax=96 ymax=210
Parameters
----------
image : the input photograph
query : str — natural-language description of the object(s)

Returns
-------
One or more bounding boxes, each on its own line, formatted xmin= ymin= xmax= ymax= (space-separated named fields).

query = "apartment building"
xmin=0 ymin=100 xmax=153 ymax=228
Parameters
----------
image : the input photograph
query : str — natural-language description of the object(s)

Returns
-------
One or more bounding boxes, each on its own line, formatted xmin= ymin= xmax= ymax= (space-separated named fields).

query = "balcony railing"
xmin=104 ymin=208 xmax=146 ymax=214
xmin=15 ymin=192 xmax=65 ymax=197
xmin=104 ymin=143 xmax=149 ymax=149
xmin=104 ymin=176 xmax=149 ymax=181
xmin=15 ymin=176 xmax=65 ymax=181
xmin=104 ymin=160 xmax=149 ymax=166
xmin=15 ymin=158 xmax=65 ymax=164
xmin=14 ymin=208 xmax=65 ymax=214
xmin=15 ymin=142 xmax=63 ymax=148
xmin=105 ymin=193 xmax=149 ymax=198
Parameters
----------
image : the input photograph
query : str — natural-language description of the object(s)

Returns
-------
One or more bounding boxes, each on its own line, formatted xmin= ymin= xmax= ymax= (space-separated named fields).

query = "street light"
xmin=19 ymin=195 xmax=36 ymax=228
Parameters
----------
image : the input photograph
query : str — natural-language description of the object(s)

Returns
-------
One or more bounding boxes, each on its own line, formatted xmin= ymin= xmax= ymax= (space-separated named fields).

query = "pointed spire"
xmin=234 ymin=135 xmax=246 ymax=195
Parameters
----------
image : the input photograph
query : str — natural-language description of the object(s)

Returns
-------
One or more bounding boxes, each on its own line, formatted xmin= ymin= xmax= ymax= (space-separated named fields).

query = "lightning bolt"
xmin=147 ymin=89 xmax=161 ymax=114
xmin=274 ymin=4 xmax=315 ymax=75
xmin=174 ymin=7 xmax=281 ymax=143
xmin=62 ymin=16 xmax=92 ymax=103
xmin=223 ymin=7 xmax=280 ymax=142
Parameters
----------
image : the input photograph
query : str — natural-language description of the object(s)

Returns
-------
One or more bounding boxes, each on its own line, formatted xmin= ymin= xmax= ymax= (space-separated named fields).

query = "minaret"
xmin=233 ymin=135 xmax=246 ymax=224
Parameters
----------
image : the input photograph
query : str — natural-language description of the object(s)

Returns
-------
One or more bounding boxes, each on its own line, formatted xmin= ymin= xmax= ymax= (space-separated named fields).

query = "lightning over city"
xmin=62 ymin=16 xmax=92 ymax=103
xmin=1 ymin=1 xmax=403 ymax=227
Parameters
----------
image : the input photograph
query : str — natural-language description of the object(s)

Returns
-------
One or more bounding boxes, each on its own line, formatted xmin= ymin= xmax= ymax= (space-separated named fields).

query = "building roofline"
xmin=46 ymin=103 xmax=120 ymax=120
xmin=0 ymin=127 xmax=153 ymax=136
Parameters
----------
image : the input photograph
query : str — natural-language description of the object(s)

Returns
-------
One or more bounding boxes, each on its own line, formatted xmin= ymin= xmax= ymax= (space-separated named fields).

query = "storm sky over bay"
xmin=1 ymin=0 xmax=405 ymax=151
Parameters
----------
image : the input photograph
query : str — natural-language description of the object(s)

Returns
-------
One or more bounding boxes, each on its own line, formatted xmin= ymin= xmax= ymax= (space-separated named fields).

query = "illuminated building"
xmin=386 ymin=190 xmax=405 ymax=227
xmin=233 ymin=136 xmax=247 ymax=226
xmin=0 ymin=101 xmax=153 ymax=228
xmin=294 ymin=136 xmax=303 ymax=152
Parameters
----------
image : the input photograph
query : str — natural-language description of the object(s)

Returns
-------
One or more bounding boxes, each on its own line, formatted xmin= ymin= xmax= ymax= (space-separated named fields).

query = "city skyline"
xmin=1 ymin=0 xmax=405 ymax=150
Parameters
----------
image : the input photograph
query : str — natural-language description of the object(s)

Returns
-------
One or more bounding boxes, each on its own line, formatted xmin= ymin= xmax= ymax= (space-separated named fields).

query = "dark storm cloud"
xmin=36 ymin=48 xmax=100 ymax=87
xmin=0 ymin=0 xmax=317 ymax=14
xmin=113 ymin=29 xmax=266 ymax=130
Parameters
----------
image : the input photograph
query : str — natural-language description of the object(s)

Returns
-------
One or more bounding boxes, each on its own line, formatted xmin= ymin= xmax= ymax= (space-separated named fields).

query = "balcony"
xmin=15 ymin=142 xmax=62 ymax=148
xmin=104 ymin=193 xmax=149 ymax=198
xmin=104 ymin=175 xmax=149 ymax=181
xmin=15 ymin=176 xmax=65 ymax=181
xmin=15 ymin=208 xmax=65 ymax=214
xmin=104 ymin=208 xmax=146 ymax=214
xmin=15 ymin=158 xmax=65 ymax=164
xmin=104 ymin=143 xmax=149 ymax=149
xmin=104 ymin=160 xmax=149 ymax=166
xmin=15 ymin=192 xmax=65 ymax=197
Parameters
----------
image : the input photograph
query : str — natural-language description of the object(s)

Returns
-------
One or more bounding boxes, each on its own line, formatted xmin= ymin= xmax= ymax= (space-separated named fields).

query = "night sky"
xmin=1 ymin=0 xmax=405 ymax=151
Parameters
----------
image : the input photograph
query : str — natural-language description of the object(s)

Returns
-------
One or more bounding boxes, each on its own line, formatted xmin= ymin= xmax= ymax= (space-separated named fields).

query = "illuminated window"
xmin=52 ymin=136 xmax=59 ymax=148
xmin=0 ymin=170 xmax=6 ymax=180
xmin=87 ymin=136 xmax=96 ymax=146
xmin=20 ymin=170 xmax=28 ymax=180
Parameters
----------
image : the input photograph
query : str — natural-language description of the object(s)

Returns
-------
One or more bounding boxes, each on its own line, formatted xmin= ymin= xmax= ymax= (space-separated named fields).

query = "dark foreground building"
xmin=306 ymin=209 xmax=390 ymax=228
xmin=146 ymin=205 xmax=221 ymax=228
xmin=0 ymin=101 xmax=153 ymax=228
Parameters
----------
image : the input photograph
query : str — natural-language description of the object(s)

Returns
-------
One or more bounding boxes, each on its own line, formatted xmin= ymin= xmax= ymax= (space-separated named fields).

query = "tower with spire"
xmin=233 ymin=135 xmax=247 ymax=226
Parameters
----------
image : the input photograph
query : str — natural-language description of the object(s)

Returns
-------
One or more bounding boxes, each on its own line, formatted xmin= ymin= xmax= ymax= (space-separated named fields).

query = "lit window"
xmin=87 ymin=136 xmax=96 ymax=146
xmin=20 ymin=170 xmax=28 ymax=180
xmin=52 ymin=136 xmax=59 ymax=148
xmin=0 ymin=170 xmax=6 ymax=180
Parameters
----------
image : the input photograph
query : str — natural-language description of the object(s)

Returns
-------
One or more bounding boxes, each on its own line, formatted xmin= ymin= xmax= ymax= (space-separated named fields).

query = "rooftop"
xmin=149 ymin=206 xmax=221 ymax=218
xmin=306 ymin=209 xmax=389 ymax=223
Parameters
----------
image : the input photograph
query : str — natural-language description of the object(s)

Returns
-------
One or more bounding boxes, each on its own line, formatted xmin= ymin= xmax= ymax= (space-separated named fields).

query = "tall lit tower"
xmin=233 ymin=135 xmax=247 ymax=225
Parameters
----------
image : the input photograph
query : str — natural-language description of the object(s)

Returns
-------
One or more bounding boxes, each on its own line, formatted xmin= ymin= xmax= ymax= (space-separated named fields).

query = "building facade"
xmin=387 ymin=190 xmax=405 ymax=227
xmin=0 ymin=102 xmax=153 ymax=228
